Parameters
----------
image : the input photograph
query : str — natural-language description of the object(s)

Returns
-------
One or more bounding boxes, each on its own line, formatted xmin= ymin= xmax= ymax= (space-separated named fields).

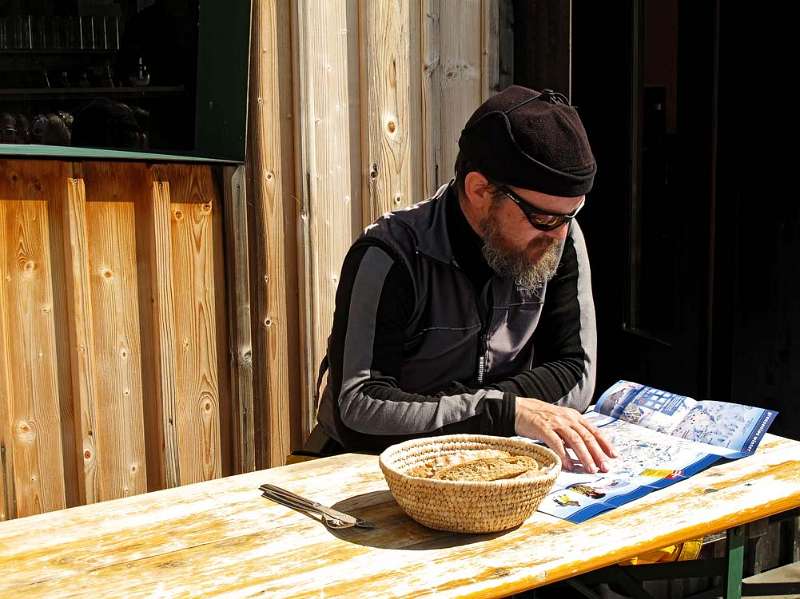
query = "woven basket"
xmin=379 ymin=434 xmax=560 ymax=533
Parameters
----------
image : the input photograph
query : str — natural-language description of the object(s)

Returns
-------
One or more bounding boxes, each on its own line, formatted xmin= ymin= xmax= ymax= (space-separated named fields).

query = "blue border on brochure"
xmin=563 ymin=453 xmax=723 ymax=523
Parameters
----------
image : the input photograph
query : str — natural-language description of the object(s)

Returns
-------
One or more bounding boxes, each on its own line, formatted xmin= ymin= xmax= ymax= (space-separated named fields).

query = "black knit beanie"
xmin=458 ymin=85 xmax=596 ymax=196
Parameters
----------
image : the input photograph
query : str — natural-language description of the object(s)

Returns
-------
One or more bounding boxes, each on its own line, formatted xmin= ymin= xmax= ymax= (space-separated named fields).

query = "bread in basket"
xmin=379 ymin=434 xmax=560 ymax=533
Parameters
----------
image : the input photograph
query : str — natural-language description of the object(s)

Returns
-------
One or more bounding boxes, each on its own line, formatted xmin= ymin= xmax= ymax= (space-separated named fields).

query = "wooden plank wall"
xmin=0 ymin=0 xmax=511 ymax=518
xmin=284 ymin=0 xmax=510 ymax=445
xmin=0 ymin=160 xmax=230 ymax=520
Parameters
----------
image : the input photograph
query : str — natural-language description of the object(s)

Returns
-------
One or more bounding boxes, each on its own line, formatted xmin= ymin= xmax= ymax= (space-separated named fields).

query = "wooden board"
xmin=0 ymin=434 xmax=798 ymax=597
xmin=223 ymin=166 xmax=255 ymax=473
xmin=439 ymin=0 xmax=482 ymax=183
xmin=361 ymin=0 xmax=424 ymax=222
xmin=152 ymin=165 xmax=223 ymax=485
xmin=421 ymin=0 xmax=491 ymax=198
xmin=0 ymin=161 xmax=68 ymax=518
xmin=62 ymin=176 xmax=101 ymax=505
xmin=247 ymin=0 xmax=298 ymax=465
xmin=293 ymin=0 xmax=363 ymax=443
xmin=81 ymin=163 xmax=149 ymax=499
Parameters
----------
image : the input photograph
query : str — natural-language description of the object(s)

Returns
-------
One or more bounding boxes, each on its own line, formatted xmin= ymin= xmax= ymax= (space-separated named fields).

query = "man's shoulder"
xmin=360 ymin=196 xmax=441 ymax=253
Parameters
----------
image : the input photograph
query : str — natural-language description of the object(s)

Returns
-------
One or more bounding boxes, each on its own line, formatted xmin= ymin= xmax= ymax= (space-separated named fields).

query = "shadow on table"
xmin=327 ymin=490 xmax=516 ymax=550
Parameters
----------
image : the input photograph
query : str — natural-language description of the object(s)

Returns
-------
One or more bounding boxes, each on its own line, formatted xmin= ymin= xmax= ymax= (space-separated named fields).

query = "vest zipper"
xmin=450 ymin=259 xmax=492 ymax=386
xmin=477 ymin=334 xmax=488 ymax=384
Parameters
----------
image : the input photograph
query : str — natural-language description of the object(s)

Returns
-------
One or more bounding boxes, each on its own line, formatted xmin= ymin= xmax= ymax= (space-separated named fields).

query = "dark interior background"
xmin=515 ymin=0 xmax=798 ymax=440
xmin=0 ymin=0 xmax=198 ymax=151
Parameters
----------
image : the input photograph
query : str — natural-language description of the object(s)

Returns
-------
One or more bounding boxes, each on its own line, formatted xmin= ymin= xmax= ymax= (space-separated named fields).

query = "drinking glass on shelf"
xmin=49 ymin=16 xmax=64 ymax=49
xmin=64 ymin=16 xmax=81 ymax=49
xmin=31 ymin=16 xmax=47 ymax=49
xmin=0 ymin=18 xmax=9 ymax=49
xmin=13 ymin=15 xmax=33 ymax=49
xmin=81 ymin=16 xmax=96 ymax=49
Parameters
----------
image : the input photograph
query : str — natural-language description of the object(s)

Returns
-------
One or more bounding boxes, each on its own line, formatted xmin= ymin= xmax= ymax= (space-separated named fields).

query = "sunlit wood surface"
xmin=1 ymin=433 xmax=798 ymax=598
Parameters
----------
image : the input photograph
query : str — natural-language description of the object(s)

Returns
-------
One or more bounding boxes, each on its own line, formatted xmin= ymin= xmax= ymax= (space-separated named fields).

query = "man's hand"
xmin=515 ymin=397 xmax=617 ymax=473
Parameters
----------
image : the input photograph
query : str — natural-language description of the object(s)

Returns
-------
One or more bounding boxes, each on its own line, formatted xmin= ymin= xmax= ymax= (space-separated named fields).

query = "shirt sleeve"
xmin=325 ymin=240 xmax=516 ymax=450
xmin=486 ymin=220 xmax=597 ymax=412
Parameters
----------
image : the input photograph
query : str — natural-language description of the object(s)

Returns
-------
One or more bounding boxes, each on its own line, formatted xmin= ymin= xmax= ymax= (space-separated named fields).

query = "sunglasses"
xmin=499 ymin=186 xmax=585 ymax=231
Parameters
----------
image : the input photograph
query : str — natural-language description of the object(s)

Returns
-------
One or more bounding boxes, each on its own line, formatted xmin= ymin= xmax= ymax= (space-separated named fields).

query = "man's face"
xmin=478 ymin=185 xmax=584 ymax=289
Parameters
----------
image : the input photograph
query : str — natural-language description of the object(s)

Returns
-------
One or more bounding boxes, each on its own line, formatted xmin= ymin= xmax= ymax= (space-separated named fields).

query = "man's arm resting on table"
xmin=327 ymin=237 xmax=614 ymax=470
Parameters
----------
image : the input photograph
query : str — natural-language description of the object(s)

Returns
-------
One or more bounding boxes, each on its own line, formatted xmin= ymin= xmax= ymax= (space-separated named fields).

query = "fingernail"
xmin=588 ymin=465 xmax=597 ymax=474
xmin=601 ymin=461 xmax=609 ymax=471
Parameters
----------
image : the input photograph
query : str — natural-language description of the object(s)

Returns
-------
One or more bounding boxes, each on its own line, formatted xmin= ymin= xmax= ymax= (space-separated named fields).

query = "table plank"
xmin=1 ymin=434 xmax=799 ymax=598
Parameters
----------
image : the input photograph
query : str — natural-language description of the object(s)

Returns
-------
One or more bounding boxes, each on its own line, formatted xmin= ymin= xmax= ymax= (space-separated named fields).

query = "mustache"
xmin=527 ymin=234 xmax=559 ymax=255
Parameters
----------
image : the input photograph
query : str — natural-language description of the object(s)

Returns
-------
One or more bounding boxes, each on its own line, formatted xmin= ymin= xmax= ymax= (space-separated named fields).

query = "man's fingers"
xmin=582 ymin=420 xmax=618 ymax=458
xmin=540 ymin=430 xmax=573 ymax=471
xmin=559 ymin=427 xmax=599 ymax=473
xmin=576 ymin=424 xmax=613 ymax=473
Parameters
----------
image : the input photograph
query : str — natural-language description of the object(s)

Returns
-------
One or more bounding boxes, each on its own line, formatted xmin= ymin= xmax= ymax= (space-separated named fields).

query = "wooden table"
xmin=1 ymin=434 xmax=799 ymax=598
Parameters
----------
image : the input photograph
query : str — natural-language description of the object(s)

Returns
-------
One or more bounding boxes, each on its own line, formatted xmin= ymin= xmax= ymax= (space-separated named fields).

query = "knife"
xmin=259 ymin=483 xmax=375 ymax=529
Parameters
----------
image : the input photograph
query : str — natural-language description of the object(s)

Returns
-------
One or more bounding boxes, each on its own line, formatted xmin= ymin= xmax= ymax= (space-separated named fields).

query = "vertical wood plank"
xmin=152 ymin=165 xmax=223 ymax=484
xmin=0 ymin=206 xmax=16 ymax=521
xmin=82 ymin=163 xmax=149 ymax=499
xmin=249 ymin=0 xmax=298 ymax=465
xmin=294 ymin=0 xmax=363 ymax=442
xmin=0 ymin=164 xmax=67 ymax=517
xmin=210 ymin=170 xmax=233 ymax=478
xmin=170 ymin=200 xmax=221 ymax=483
xmin=62 ymin=177 xmax=101 ymax=504
xmin=290 ymin=0 xmax=316 ymax=451
xmin=85 ymin=202 xmax=147 ymax=497
xmin=440 ymin=0 xmax=482 ymax=180
xmin=223 ymin=166 xmax=255 ymax=473
xmin=421 ymin=0 xmax=442 ymax=198
xmin=481 ymin=0 xmax=501 ymax=101
xmin=148 ymin=180 xmax=180 ymax=488
xmin=361 ymin=0 xmax=423 ymax=222
xmin=46 ymin=169 xmax=79 ymax=511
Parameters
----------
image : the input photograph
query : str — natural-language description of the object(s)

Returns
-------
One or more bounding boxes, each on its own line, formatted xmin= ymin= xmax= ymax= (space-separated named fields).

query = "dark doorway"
xmin=516 ymin=0 xmax=799 ymax=439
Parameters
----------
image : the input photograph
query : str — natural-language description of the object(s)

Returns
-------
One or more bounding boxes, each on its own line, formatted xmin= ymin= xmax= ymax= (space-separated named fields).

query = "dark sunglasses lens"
xmin=531 ymin=217 xmax=566 ymax=231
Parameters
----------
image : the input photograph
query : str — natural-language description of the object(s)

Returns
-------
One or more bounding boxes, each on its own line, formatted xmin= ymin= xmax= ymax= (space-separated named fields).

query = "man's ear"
xmin=463 ymin=171 xmax=493 ymax=209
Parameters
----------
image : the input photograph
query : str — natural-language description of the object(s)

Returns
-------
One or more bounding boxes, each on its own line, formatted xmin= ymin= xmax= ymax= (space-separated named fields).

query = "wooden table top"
xmin=1 ymin=433 xmax=799 ymax=598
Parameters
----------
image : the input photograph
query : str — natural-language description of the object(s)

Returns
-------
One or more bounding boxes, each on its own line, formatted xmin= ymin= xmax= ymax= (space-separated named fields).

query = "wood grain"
xmin=421 ymin=0 xmax=442 ymax=198
xmin=0 ymin=161 xmax=67 ymax=517
xmin=0 ymin=435 xmax=797 ymax=598
xmin=223 ymin=166 xmax=255 ymax=473
xmin=147 ymin=179 xmax=180 ymax=487
xmin=361 ymin=0 xmax=424 ymax=222
xmin=294 ymin=0 xmax=363 ymax=442
xmin=155 ymin=166 xmax=223 ymax=485
xmin=62 ymin=177 xmax=101 ymax=504
xmin=440 ymin=0 xmax=482 ymax=186
xmin=248 ymin=0 xmax=297 ymax=464
xmin=82 ymin=163 xmax=148 ymax=500
xmin=421 ymin=0 xmax=490 ymax=196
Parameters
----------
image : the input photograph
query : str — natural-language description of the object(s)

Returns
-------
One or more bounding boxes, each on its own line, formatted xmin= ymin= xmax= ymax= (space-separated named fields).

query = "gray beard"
xmin=481 ymin=214 xmax=563 ymax=290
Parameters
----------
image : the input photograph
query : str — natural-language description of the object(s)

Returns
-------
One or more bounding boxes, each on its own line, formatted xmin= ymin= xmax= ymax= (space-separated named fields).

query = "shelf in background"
xmin=0 ymin=85 xmax=185 ymax=99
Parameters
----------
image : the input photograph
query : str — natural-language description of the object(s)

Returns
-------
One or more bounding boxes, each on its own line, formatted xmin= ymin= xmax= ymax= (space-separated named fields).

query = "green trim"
xmin=724 ymin=525 xmax=745 ymax=599
xmin=1 ymin=0 xmax=251 ymax=163
xmin=0 ymin=144 xmax=239 ymax=164
xmin=195 ymin=0 xmax=252 ymax=162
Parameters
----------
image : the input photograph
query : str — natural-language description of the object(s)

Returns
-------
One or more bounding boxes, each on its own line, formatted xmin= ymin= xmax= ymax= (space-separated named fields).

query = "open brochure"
xmin=533 ymin=380 xmax=778 ymax=523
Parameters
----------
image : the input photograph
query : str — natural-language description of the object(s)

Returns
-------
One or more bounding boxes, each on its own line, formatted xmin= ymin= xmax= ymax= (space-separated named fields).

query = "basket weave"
xmin=379 ymin=434 xmax=560 ymax=533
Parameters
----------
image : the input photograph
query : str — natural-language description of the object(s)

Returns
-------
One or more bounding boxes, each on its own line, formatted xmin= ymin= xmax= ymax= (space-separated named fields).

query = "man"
xmin=315 ymin=85 xmax=616 ymax=473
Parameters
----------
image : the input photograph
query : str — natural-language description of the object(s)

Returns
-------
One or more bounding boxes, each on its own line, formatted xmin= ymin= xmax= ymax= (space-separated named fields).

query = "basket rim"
xmin=379 ymin=434 xmax=562 ymax=488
